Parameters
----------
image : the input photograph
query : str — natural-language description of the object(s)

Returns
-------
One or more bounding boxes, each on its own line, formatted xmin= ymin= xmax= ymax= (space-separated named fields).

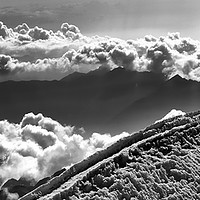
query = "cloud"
xmin=0 ymin=54 xmax=13 ymax=75
xmin=28 ymin=26 xmax=50 ymax=40
xmin=110 ymin=45 xmax=137 ymax=69
xmin=0 ymin=113 xmax=129 ymax=185
xmin=89 ymin=132 xmax=129 ymax=150
xmin=21 ymin=125 xmax=57 ymax=149
xmin=0 ymin=21 xmax=13 ymax=39
xmin=0 ymin=21 xmax=200 ymax=81
xmin=61 ymin=22 xmax=80 ymax=34
xmin=14 ymin=23 xmax=29 ymax=34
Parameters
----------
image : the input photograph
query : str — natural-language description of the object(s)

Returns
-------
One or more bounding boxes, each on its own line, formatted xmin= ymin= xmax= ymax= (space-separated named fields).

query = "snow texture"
xmin=19 ymin=110 xmax=200 ymax=200
xmin=155 ymin=109 xmax=186 ymax=123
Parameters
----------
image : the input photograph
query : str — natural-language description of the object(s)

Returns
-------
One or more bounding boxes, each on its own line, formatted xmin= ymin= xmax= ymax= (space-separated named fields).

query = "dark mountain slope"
xmin=110 ymin=75 xmax=200 ymax=133
xmin=18 ymin=110 xmax=200 ymax=200
xmin=0 ymin=178 xmax=34 ymax=198
xmin=0 ymin=68 xmax=165 ymax=135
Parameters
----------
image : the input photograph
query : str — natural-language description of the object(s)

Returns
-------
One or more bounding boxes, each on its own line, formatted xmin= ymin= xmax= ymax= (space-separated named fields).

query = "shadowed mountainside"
xmin=0 ymin=67 xmax=165 ymax=135
xmin=110 ymin=75 xmax=200 ymax=132
xmin=0 ymin=67 xmax=200 ymax=135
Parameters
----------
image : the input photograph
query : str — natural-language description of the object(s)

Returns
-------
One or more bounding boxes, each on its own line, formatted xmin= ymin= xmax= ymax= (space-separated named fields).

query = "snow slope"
xmin=19 ymin=110 xmax=200 ymax=200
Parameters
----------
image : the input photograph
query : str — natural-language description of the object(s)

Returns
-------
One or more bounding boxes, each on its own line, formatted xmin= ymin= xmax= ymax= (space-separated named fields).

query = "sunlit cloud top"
xmin=0 ymin=20 xmax=200 ymax=82
xmin=0 ymin=112 xmax=128 ymax=185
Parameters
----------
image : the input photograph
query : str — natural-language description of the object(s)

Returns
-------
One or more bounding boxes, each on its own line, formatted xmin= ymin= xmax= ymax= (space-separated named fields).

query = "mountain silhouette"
xmin=0 ymin=178 xmax=35 ymax=199
xmin=110 ymin=74 xmax=200 ymax=132
xmin=0 ymin=67 xmax=165 ymax=135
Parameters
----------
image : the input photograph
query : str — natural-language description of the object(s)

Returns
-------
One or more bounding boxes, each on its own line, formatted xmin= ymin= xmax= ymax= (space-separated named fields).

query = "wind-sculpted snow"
xmin=19 ymin=110 xmax=200 ymax=200
xmin=155 ymin=109 xmax=186 ymax=123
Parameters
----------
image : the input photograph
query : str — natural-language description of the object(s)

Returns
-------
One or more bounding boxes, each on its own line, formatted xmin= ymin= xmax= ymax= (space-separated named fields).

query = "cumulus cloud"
xmin=0 ymin=54 xmax=13 ymax=75
xmin=62 ymin=23 xmax=80 ymax=34
xmin=110 ymin=45 xmax=137 ymax=69
xmin=14 ymin=23 xmax=29 ymax=35
xmin=0 ymin=113 xmax=129 ymax=185
xmin=0 ymin=21 xmax=200 ymax=81
xmin=0 ymin=22 xmax=13 ymax=39
xmin=28 ymin=26 xmax=50 ymax=40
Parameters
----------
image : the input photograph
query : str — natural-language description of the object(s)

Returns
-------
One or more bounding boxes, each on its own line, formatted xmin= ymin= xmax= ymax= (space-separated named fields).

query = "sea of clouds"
xmin=0 ymin=21 xmax=200 ymax=81
xmin=0 ymin=20 xmax=197 ymax=188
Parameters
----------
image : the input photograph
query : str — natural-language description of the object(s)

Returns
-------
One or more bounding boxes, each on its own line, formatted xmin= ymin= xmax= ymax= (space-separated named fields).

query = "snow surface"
xmin=19 ymin=110 xmax=200 ymax=200
xmin=155 ymin=109 xmax=186 ymax=123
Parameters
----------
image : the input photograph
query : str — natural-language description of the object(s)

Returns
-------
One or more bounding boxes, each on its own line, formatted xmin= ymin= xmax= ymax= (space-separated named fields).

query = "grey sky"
xmin=0 ymin=0 xmax=200 ymax=40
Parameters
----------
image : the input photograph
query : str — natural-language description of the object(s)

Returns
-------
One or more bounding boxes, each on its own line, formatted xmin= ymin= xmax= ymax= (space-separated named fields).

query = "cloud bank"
xmin=0 ymin=113 xmax=129 ymax=185
xmin=0 ymin=22 xmax=200 ymax=81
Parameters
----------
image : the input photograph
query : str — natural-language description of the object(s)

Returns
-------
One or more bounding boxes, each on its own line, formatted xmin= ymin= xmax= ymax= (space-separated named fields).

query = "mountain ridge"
xmin=0 ymin=68 xmax=166 ymax=135
xmin=17 ymin=110 xmax=200 ymax=200
xmin=109 ymin=73 xmax=200 ymax=132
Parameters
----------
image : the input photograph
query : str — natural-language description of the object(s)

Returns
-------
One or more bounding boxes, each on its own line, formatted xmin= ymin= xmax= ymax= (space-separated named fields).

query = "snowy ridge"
xmin=19 ymin=110 xmax=200 ymax=200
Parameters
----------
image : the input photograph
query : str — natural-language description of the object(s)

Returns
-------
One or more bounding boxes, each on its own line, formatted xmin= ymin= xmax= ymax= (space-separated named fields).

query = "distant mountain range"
xmin=111 ymin=74 xmax=200 ymax=132
xmin=0 ymin=67 xmax=200 ymax=135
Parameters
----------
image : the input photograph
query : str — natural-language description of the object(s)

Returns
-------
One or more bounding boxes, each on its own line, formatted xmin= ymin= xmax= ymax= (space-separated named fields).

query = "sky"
xmin=0 ymin=0 xmax=200 ymax=40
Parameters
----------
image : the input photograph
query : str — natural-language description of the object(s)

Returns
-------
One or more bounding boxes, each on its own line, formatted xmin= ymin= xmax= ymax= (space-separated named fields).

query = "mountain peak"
xmin=170 ymin=74 xmax=185 ymax=80
xmin=60 ymin=72 xmax=85 ymax=82
xmin=166 ymin=74 xmax=190 ymax=87
xmin=88 ymin=64 xmax=110 ymax=76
